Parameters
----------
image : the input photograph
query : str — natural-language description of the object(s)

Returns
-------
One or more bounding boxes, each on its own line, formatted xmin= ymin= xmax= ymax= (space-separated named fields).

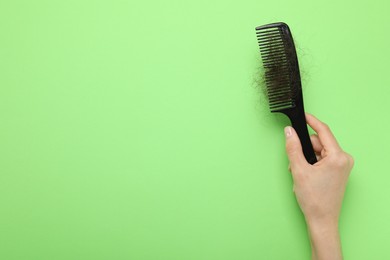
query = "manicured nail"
xmin=285 ymin=126 xmax=292 ymax=137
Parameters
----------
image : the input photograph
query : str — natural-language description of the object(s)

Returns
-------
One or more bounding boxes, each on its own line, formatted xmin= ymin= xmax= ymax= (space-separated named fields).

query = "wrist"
xmin=306 ymin=216 xmax=342 ymax=260
xmin=306 ymin=215 xmax=339 ymax=232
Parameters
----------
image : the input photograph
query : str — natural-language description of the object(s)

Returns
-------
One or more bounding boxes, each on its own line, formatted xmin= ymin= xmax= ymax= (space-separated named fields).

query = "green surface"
xmin=1 ymin=0 xmax=389 ymax=259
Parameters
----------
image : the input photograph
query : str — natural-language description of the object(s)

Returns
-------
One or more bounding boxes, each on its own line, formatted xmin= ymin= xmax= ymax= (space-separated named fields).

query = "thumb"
xmin=284 ymin=126 xmax=306 ymax=170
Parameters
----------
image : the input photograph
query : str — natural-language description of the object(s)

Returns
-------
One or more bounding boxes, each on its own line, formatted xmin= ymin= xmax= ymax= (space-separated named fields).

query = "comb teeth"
xmin=256 ymin=23 xmax=300 ymax=112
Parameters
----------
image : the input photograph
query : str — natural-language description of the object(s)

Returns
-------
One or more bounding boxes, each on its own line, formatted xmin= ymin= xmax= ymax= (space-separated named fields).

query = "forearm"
xmin=306 ymin=217 xmax=342 ymax=260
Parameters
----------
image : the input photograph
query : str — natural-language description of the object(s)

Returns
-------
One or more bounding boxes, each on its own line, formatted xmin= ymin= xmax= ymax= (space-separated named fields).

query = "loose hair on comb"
xmin=256 ymin=24 xmax=302 ymax=112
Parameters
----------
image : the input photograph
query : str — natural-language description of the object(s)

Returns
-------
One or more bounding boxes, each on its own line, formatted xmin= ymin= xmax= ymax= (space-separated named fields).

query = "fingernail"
xmin=285 ymin=126 xmax=292 ymax=138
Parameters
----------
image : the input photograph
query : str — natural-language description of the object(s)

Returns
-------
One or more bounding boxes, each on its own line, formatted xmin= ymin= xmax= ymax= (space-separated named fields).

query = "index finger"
xmin=305 ymin=113 xmax=341 ymax=152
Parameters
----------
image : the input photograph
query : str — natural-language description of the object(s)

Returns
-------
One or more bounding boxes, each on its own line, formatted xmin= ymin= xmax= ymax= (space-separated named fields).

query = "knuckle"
xmin=346 ymin=153 xmax=355 ymax=168
xmin=321 ymin=122 xmax=330 ymax=131
xmin=330 ymin=152 xmax=350 ymax=168
xmin=286 ymin=143 xmax=298 ymax=155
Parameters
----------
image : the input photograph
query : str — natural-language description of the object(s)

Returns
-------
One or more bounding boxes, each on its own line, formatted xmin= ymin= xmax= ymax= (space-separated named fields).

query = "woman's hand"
xmin=284 ymin=113 xmax=354 ymax=260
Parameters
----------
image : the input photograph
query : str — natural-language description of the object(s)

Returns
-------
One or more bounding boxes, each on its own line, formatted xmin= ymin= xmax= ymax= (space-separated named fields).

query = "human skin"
xmin=284 ymin=113 xmax=354 ymax=260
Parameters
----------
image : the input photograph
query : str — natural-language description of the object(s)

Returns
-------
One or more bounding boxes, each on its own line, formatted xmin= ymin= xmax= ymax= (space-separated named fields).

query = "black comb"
xmin=255 ymin=22 xmax=317 ymax=164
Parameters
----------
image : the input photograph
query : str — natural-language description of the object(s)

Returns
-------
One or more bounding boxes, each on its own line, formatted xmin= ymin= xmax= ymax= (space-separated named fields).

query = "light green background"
xmin=0 ymin=0 xmax=389 ymax=259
